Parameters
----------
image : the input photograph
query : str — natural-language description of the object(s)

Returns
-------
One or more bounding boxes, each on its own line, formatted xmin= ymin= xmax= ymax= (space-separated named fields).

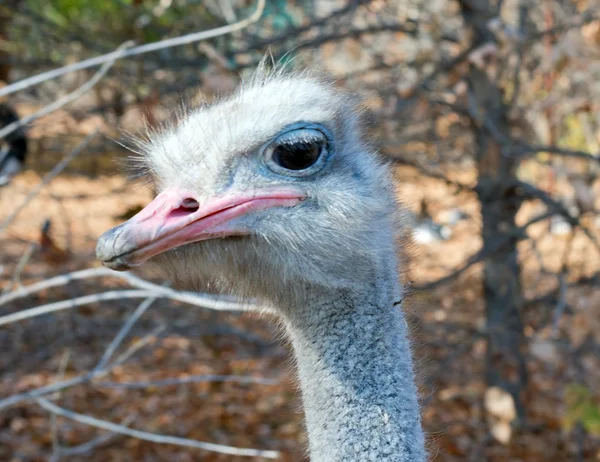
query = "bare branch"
xmin=429 ymin=99 xmax=600 ymax=163
xmin=0 ymin=41 xmax=133 ymax=142
xmin=233 ymin=0 xmax=362 ymax=54
xmin=510 ymin=144 xmax=600 ymax=163
xmin=0 ymin=325 xmax=163 ymax=410
xmin=416 ymin=211 xmax=555 ymax=290
xmin=35 ymin=397 xmax=280 ymax=459
xmin=93 ymin=297 xmax=157 ymax=373
xmin=0 ymin=373 xmax=94 ymax=410
xmin=109 ymin=323 xmax=166 ymax=367
xmin=0 ymin=284 xmax=255 ymax=326
xmin=0 ymin=352 xmax=277 ymax=413
xmin=515 ymin=181 xmax=600 ymax=252
xmin=0 ymin=0 xmax=266 ymax=98
xmin=0 ymin=131 xmax=99 ymax=232
xmin=3 ymin=242 xmax=36 ymax=294
xmin=388 ymin=155 xmax=476 ymax=194
xmin=48 ymin=349 xmax=72 ymax=462
xmin=528 ymin=7 xmax=599 ymax=41
xmin=0 ymin=267 xmax=252 ymax=311
xmin=55 ymin=414 xmax=137 ymax=459
xmin=94 ymin=374 xmax=278 ymax=389
xmin=0 ymin=290 xmax=155 ymax=327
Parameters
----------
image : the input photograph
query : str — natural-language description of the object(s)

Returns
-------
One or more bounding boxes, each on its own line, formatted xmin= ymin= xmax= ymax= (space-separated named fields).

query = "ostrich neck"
xmin=285 ymin=259 xmax=425 ymax=461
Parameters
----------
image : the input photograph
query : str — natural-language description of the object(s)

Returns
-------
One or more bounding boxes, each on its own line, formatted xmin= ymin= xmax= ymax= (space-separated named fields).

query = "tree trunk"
xmin=461 ymin=0 xmax=528 ymax=423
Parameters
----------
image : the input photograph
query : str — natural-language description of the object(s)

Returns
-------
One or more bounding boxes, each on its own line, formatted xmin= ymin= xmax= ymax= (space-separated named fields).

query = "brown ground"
xmin=1 ymin=135 xmax=600 ymax=461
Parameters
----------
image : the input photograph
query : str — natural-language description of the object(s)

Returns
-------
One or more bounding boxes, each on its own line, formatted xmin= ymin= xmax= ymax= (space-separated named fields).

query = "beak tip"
xmin=95 ymin=230 xmax=114 ymax=261
xmin=96 ymin=225 xmax=136 ymax=271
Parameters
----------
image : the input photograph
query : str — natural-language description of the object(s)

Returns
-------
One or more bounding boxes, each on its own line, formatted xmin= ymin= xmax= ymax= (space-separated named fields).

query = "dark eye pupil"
xmin=272 ymin=141 xmax=322 ymax=171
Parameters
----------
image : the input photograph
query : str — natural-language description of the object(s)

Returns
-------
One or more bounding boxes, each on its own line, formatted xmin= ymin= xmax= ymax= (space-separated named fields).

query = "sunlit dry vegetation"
xmin=1 ymin=0 xmax=599 ymax=460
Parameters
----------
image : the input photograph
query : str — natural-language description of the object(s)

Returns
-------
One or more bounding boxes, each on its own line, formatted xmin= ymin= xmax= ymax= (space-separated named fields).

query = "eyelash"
xmin=260 ymin=125 xmax=331 ymax=177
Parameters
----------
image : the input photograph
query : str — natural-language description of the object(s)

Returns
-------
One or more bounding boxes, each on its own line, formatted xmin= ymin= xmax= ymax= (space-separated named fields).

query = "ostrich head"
xmin=97 ymin=69 xmax=426 ymax=461
xmin=96 ymin=70 xmax=398 ymax=311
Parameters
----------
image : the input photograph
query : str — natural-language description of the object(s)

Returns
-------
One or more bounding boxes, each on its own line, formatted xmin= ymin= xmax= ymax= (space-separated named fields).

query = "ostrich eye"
xmin=272 ymin=141 xmax=321 ymax=170
xmin=263 ymin=127 xmax=329 ymax=176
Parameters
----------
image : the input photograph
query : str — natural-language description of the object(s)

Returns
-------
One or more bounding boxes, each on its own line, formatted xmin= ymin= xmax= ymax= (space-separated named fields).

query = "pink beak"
xmin=96 ymin=187 xmax=305 ymax=271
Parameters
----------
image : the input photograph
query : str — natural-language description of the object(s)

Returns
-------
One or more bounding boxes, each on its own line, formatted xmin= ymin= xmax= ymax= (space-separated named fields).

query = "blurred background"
xmin=0 ymin=0 xmax=599 ymax=460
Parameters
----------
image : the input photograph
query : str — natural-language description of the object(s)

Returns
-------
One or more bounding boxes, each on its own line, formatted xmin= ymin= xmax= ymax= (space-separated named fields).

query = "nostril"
xmin=168 ymin=198 xmax=200 ymax=220
xmin=181 ymin=197 xmax=199 ymax=211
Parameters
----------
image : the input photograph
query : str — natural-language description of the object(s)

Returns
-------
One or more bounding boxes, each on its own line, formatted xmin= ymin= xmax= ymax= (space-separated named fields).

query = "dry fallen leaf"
xmin=485 ymin=386 xmax=517 ymax=445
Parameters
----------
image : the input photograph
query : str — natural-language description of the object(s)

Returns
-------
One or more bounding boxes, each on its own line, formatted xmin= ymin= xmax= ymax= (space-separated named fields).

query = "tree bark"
xmin=460 ymin=0 xmax=528 ymax=421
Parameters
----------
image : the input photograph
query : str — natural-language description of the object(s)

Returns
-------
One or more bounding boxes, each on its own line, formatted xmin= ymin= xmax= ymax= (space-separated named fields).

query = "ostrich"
xmin=96 ymin=69 xmax=426 ymax=461
xmin=0 ymin=103 xmax=27 ymax=187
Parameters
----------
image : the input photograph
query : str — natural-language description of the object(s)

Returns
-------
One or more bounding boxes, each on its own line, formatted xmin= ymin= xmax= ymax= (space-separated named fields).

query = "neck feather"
xmin=284 ymin=254 xmax=425 ymax=461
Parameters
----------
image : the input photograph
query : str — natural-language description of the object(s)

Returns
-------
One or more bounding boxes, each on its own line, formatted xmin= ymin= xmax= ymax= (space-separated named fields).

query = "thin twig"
xmin=55 ymin=414 xmax=137 ymax=458
xmin=515 ymin=181 xmax=600 ymax=252
xmin=0 ymin=290 xmax=155 ymax=327
xmin=429 ymin=99 xmax=600 ymax=163
xmin=35 ymin=397 xmax=280 ymax=458
xmin=232 ymin=0 xmax=362 ymax=55
xmin=3 ymin=243 xmax=37 ymax=294
xmin=0 ymin=282 xmax=256 ymax=327
xmin=94 ymin=374 xmax=278 ymax=389
xmin=511 ymin=144 xmax=600 ymax=163
xmin=389 ymin=155 xmax=475 ymax=194
xmin=0 ymin=41 xmax=133 ymax=142
xmin=416 ymin=211 xmax=555 ymax=290
xmin=0 ymin=267 xmax=252 ymax=311
xmin=49 ymin=349 xmax=72 ymax=462
xmin=0 ymin=325 xmax=163 ymax=410
xmin=527 ymin=8 xmax=599 ymax=41
xmin=93 ymin=297 xmax=157 ymax=373
xmin=0 ymin=0 xmax=266 ymax=98
xmin=109 ymin=323 xmax=166 ymax=368
xmin=0 ymin=373 xmax=94 ymax=410
xmin=0 ymin=131 xmax=98 ymax=232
